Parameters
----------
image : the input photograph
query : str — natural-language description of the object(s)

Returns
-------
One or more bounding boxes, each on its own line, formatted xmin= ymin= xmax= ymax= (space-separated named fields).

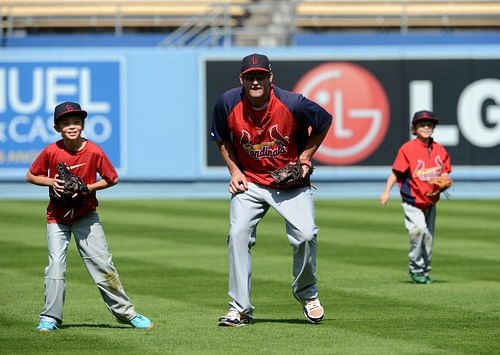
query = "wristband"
xmin=299 ymin=159 xmax=313 ymax=169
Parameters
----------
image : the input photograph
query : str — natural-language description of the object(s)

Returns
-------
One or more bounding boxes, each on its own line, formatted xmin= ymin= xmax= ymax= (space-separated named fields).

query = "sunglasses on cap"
xmin=242 ymin=72 xmax=270 ymax=82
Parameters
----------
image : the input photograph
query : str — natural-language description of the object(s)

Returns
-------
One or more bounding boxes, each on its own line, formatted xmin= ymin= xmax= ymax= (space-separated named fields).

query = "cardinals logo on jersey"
xmin=240 ymin=124 xmax=289 ymax=159
xmin=413 ymin=156 xmax=444 ymax=181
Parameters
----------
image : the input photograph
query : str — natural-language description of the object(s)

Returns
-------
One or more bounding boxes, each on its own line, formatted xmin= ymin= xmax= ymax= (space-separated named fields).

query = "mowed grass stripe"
xmin=1 ymin=199 xmax=499 ymax=354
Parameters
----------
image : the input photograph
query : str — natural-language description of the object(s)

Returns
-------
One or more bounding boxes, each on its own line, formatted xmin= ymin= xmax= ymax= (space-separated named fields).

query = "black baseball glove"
xmin=50 ymin=162 xmax=90 ymax=207
xmin=270 ymin=160 xmax=314 ymax=188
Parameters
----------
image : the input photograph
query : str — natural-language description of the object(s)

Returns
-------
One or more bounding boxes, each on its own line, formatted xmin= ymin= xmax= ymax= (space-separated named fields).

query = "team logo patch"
xmin=240 ymin=124 xmax=289 ymax=159
xmin=414 ymin=156 xmax=444 ymax=181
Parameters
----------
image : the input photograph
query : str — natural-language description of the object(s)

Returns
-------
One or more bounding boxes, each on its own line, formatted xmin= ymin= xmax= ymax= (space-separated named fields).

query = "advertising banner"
xmin=0 ymin=57 xmax=125 ymax=175
xmin=204 ymin=57 xmax=500 ymax=171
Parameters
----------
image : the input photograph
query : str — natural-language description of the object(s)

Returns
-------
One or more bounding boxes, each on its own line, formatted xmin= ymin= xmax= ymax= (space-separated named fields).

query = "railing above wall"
xmin=296 ymin=0 xmax=500 ymax=34
xmin=1 ymin=0 xmax=500 ymax=47
xmin=0 ymin=0 xmax=250 ymax=36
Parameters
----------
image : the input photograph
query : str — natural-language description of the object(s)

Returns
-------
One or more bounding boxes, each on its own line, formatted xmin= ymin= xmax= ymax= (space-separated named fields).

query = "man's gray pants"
xmin=402 ymin=202 xmax=436 ymax=276
xmin=40 ymin=211 xmax=136 ymax=327
xmin=227 ymin=183 xmax=320 ymax=317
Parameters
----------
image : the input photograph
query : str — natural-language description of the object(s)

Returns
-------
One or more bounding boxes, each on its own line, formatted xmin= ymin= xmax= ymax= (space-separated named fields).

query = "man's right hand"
xmin=229 ymin=171 xmax=248 ymax=194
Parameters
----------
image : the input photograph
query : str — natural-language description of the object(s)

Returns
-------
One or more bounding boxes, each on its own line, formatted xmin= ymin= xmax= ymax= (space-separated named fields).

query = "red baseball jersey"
xmin=392 ymin=138 xmax=452 ymax=209
xmin=29 ymin=139 xmax=118 ymax=224
xmin=210 ymin=85 xmax=332 ymax=187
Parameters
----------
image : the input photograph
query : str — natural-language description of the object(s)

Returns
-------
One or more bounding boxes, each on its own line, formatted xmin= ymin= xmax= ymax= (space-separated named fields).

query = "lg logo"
xmin=294 ymin=62 xmax=390 ymax=165
xmin=295 ymin=62 xmax=500 ymax=166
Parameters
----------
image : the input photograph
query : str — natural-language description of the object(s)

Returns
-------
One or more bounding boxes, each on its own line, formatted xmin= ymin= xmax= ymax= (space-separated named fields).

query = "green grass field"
xmin=1 ymin=199 xmax=499 ymax=354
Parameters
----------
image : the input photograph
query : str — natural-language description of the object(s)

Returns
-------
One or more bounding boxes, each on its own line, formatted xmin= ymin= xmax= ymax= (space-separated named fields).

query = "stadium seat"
xmin=295 ymin=0 xmax=500 ymax=29
xmin=0 ymin=0 xmax=248 ymax=30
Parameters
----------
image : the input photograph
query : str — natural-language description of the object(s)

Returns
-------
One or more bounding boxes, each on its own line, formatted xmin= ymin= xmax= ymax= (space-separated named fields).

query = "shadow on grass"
xmin=253 ymin=318 xmax=320 ymax=325
xmin=399 ymin=280 xmax=450 ymax=284
xmin=62 ymin=324 xmax=129 ymax=329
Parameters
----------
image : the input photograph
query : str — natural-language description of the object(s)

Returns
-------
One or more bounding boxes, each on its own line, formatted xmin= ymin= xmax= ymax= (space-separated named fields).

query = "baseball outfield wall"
xmin=1 ymin=45 xmax=499 ymax=182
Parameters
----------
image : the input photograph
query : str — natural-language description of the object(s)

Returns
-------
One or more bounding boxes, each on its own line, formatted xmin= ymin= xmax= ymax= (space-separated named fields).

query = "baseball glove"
xmin=426 ymin=174 xmax=452 ymax=196
xmin=50 ymin=162 xmax=90 ymax=206
xmin=270 ymin=160 xmax=314 ymax=188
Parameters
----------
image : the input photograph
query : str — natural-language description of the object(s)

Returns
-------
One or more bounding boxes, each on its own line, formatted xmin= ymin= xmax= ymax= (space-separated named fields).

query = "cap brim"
xmin=241 ymin=68 xmax=271 ymax=75
xmin=55 ymin=110 xmax=87 ymax=123
xmin=413 ymin=117 xmax=438 ymax=124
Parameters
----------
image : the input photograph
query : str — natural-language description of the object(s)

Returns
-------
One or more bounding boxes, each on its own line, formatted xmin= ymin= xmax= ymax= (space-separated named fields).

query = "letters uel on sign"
xmin=0 ymin=67 xmax=112 ymax=144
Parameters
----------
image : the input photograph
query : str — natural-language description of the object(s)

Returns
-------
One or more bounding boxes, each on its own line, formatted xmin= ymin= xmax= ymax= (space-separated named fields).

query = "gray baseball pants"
xmin=402 ymin=202 xmax=436 ymax=276
xmin=39 ymin=211 xmax=136 ymax=327
xmin=227 ymin=182 xmax=320 ymax=318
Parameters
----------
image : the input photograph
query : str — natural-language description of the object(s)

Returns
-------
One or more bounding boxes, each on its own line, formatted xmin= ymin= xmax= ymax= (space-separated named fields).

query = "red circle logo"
xmin=294 ymin=62 xmax=390 ymax=165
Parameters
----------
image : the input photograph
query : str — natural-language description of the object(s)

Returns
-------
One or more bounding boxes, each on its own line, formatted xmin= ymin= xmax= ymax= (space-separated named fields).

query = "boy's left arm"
xmin=92 ymin=148 xmax=119 ymax=193
xmin=439 ymin=145 xmax=452 ymax=175
xmin=88 ymin=176 xmax=118 ymax=193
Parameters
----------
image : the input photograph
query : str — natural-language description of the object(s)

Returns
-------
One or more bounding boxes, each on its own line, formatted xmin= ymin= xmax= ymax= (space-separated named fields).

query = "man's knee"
xmin=290 ymin=224 xmax=318 ymax=243
xmin=229 ymin=224 xmax=256 ymax=246
xmin=45 ymin=262 xmax=66 ymax=279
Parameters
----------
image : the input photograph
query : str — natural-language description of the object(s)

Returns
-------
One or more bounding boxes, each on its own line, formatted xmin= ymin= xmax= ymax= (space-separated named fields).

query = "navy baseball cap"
xmin=411 ymin=110 xmax=439 ymax=125
xmin=241 ymin=53 xmax=272 ymax=75
xmin=54 ymin=102 xmax=87 ymax=124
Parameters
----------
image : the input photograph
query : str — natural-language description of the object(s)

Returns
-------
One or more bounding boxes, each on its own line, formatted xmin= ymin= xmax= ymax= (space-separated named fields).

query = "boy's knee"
xmin=408 ymin=225 xmax=425 ymax=239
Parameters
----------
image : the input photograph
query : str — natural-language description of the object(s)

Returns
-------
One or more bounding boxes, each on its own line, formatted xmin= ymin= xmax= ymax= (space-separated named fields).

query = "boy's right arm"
xmin=380 ymin=171 xmax=398 ymax=205
xmin=26 ymin=170 xmax=65 ymax=196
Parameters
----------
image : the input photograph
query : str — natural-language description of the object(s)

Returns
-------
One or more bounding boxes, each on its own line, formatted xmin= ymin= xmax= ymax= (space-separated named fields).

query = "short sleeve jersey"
xmin=392 ymin=138 xmax=452 ymax=209
xmin=29 ymin=139 xmax=118 ymax=224
xmin=210 ymin=85 xmax=332 ymax=187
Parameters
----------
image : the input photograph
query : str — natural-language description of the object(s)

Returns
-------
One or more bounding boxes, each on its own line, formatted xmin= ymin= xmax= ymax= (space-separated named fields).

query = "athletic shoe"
xmin=301 ymin=298 xmax=324 ymax=323
xmin=425 ymin=275 xmax=434 ymax=284
xmin=37 ymin=321 xmax=58 ymax=332
xmin=128 ymin=314 xmax=154 ymax=329
xmin=218 ymin=309 xmax=251 ymax=327
xmin=409 ymin=271 xmax=429 ymax=284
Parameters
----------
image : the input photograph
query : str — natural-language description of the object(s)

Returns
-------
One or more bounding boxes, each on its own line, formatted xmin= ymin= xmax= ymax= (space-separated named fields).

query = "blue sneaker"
xmin=37 ymin=321 xmax=58 ymax=332
xmin=127 ymin=314 xmax=154 ymax=329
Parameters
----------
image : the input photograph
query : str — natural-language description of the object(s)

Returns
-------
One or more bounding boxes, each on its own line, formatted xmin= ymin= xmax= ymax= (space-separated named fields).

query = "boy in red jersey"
xmin=380 ymin=110 xmax=452 ymax=284
xmin=26 ymin=102 xmax=153 ymax=332
xmin=211 ymin=54 xmax=332 ymax=325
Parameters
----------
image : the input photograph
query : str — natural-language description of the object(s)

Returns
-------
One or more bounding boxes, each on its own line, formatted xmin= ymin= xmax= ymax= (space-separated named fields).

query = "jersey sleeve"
xmin=441 ymin=147 xmax=452 ymax=174
xmin=273 ymin=87 xmax=332 ymax=133
xmin=210 ymin=88 xmax=242 ymax=142
xmin=392 ymin=146 xmax=409 ymax=174
xmin=443 ymin=154 xmax=452 ymax=173
xmin=95 ymin=147 xmax=118 ymax=183
xmin=210 ymin=95 xmax=231 ymax=142
xmin=294 ymin=95 xmax=332 ymax=133
xmin=29 ymin=147 xmax=50 ymax=176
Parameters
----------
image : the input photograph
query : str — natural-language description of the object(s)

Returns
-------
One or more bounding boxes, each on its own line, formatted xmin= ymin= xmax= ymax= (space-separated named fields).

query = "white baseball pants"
xmin=402 ymin=202 xmax=436 ymax=276
xmin=227 ymin=182 xmax=320 ymax=317
xmin=39 ymin=211 xmax=136 ymax=326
